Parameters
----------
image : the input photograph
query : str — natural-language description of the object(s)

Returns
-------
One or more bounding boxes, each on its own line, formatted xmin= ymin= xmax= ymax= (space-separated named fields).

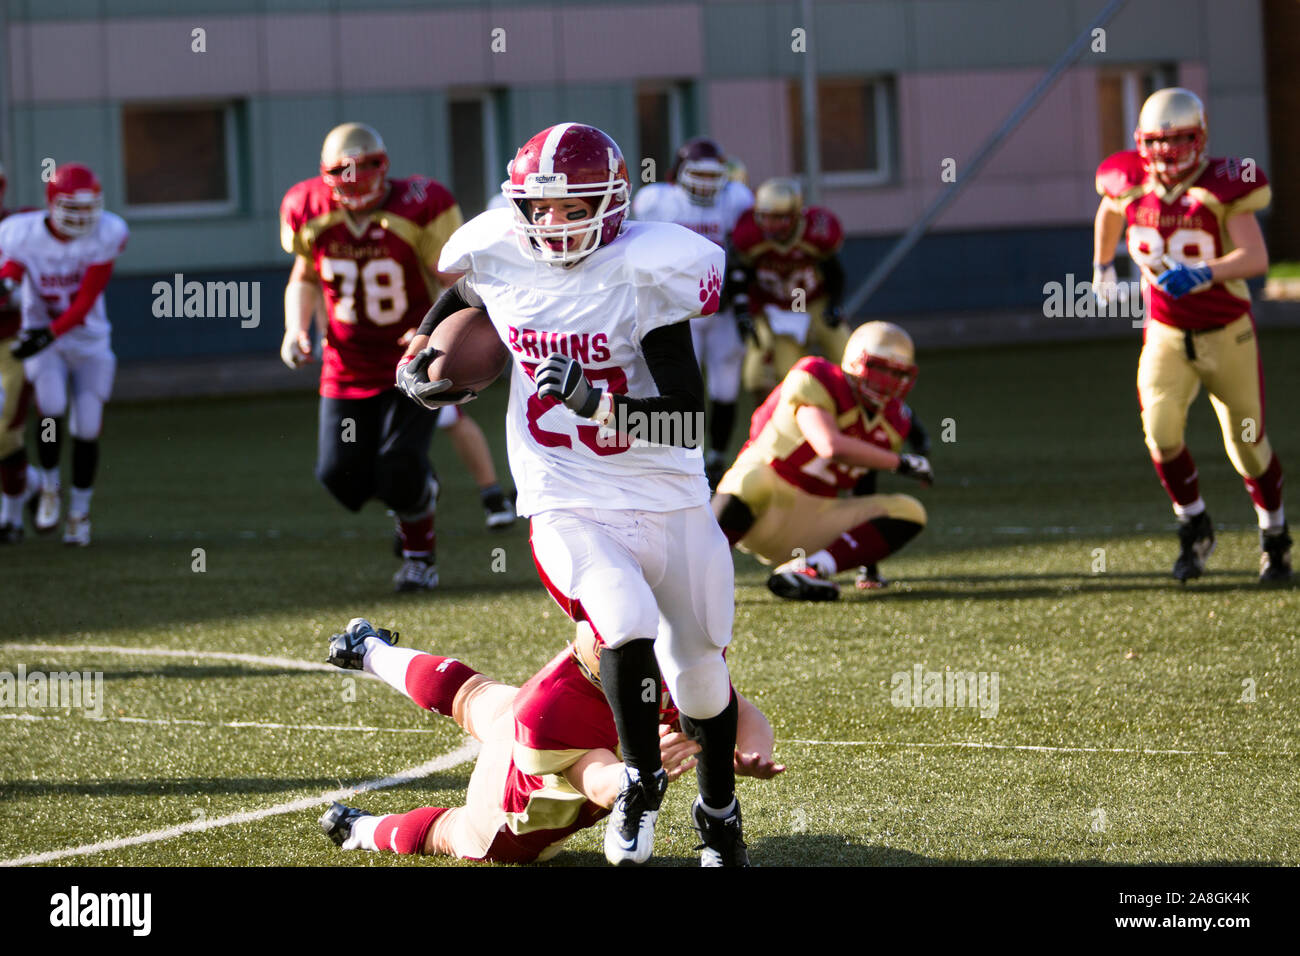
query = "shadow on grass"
xmin=0 ymin=773 xmax=468 ymax=802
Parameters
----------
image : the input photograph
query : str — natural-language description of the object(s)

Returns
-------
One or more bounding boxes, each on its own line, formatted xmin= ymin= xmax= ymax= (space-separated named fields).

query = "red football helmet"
xmin=502 ymin=123 xmax=630 ymax=267
xmin=1134 ymin=88 xmax=1207 ymax=187
xmin=670 ymin=137 xmax=728 ymax=206
xmin=46 ymin=163 xmax=103 ymax=238
xmin=320 ymin=122 xmax=389 ymax=210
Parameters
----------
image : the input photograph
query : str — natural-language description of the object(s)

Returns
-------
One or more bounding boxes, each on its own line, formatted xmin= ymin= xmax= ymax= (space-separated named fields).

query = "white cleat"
xmin=392 ymin=558 xmax=438 ymax=592
xmin=63 ymin=514 xmax=91 ymax=547
xmin=484 ymin=498 xmax=516 ymax=530
xmin=603 ymin=768 xmax=667 ymax=866
xmin=34 ymin=485 xmax=61 ymax=534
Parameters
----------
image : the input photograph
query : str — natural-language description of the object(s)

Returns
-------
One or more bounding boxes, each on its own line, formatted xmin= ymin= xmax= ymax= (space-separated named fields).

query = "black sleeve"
xmin=821 ymin=254 xmax=845 ymax=309
xmin=906 ymin=407 xmax=931 ymax=455
xmin=724 ymin=246 xmax=753 ymax=314
xmin=415 ymin=276 xmax=482 ymax=337
xmin=606 ymin=321 xmax=704 ymax=448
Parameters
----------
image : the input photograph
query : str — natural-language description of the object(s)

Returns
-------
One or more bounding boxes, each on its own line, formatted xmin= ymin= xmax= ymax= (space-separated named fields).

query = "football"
xmin=425 ymin=307 xmax=510 ymax=396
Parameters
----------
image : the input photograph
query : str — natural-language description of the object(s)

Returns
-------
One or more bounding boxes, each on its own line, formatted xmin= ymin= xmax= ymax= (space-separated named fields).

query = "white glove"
xmin=1091 ymin=261 xmax=1119 ymax=310
xmin=280 ymin=329 xmax=312 ymax=369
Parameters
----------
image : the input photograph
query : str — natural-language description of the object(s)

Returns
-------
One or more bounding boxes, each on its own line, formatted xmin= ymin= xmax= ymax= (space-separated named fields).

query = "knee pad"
xmin=666 ymin=655 xmax=731 ymax=721
xmin=576 ymin=567 xmax=659 ymax=648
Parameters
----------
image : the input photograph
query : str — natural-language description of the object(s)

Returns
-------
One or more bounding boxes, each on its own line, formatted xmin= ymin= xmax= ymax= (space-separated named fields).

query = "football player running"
xmin=730 ymin=178 xmax=851 ymax=407
xmin=0 ymin=161 xmax=40 ymax=543
xmin=713 ymin=322 xmax=932 ymax=601
xmin=318 ymin=618 xmax=782 ymax=865
xmin=396 ymin=123 xmax=750 ymax=866
xmin=280 ymin=123 xmax=515 ymax=593
xmin=632 ymin=138 xmax=755 ymax=488
xmin=1094 ymin=88 xmax=1290 ymax=584
xmin=0 ymin=163 xmax=126 ymax=546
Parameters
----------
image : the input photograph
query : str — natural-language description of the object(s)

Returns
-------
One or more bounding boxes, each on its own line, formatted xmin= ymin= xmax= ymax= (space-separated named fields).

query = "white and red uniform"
xmin=633 ymin=180 xmax=753 ymax=402
xmin=0 ymin=210 xmax=127 ymax=438
xmin=438 ymin=206 xmax=734 ymax=717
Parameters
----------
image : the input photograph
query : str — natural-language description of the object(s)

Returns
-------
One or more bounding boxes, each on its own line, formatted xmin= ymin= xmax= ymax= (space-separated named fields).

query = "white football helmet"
xmin=841 ymin=322 xmax=917 ymax=413
xmin=1135 ymin=88 xmax=1207 ymax=186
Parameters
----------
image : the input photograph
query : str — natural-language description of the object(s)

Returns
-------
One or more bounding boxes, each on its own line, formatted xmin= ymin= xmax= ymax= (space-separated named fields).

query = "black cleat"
xmin=320 ymin=801 xmax=368 ymax=847
xmin=691 ymin=797 xmax=750 ymax=867
xmin=1260 ymin=524 xmax=1293 ymax=585
xmin=855 ymin=564 xmax=889 ymax=590
xmin=326 ymin=617 xmax=399 ymax=670
xmin=0 ymin=522 xmax=22 ymax=544
xmin=767 ymin=561 xmax=839 ymax=601
xmin=1172 ymin=511 xmax=1215 ymax=583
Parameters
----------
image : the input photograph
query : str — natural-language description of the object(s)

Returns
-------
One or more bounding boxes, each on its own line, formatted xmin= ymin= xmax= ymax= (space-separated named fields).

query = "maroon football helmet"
xmin=502 ymin=123 xmax=630 ymax=267
xmin=46 ymin=163 xmax=103 ymax=238
xmin=670 ymin=137 xmax=728 ymax=206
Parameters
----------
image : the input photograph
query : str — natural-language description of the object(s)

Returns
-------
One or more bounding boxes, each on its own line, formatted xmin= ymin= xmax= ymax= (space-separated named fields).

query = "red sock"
xmin=398 ymin=515 xmax=435 ymax=558
xmin=373 ymin=807 xmax=448 ymax=854
xmin=1152 ymin=448 xmax=1201 ymax=507
xmin=826 ymin=520 xmax=892 ymax=570
xmin=1244 ymin=454 xmax=1284 ymax=513
xmin=404 ymin=654 xmax=480 ymax=716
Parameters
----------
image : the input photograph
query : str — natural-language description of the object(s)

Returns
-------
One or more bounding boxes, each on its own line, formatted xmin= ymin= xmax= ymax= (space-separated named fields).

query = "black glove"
xmin=11 ymin=328 xmax=54 ymax=360
xmin=396 ymin=347 xmax=474 ymax=409
xmin=535 ymin=353 xmax=602 ymax=417
xmin=733 ymin=294 xmax=757 ymax=345
xmin=895 ymin=453 xmax=933 ymax=486
xmin=823 ymin=305 xmax=845 ymax=328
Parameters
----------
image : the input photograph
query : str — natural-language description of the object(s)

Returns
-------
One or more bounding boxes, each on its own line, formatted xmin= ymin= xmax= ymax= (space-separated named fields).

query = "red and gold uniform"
xmin=1097 ymin=149 xmax=1278 ymax=484
xmin=0 ymin=205 xmax=37 ymax=469
xmin=717 ymin=355 xmax=926 ymax=564
xmin=280 ymin=176 xmax=461 ymax=399
xmin=731 ymin=206 xmax=850 ymax=392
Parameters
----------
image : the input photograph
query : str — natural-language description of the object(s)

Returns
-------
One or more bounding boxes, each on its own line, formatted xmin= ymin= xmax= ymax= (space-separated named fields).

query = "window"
xmin=1096 ymin=65 xmax=1178 ymax=160
xmin=636 ymin=83 xmax=687 ymax=185
xmin=788 ymin=77 xmax=895 ymax=187
xmin=449 ymin=92 xmax=503 ymax=219
xmin=122 ymin=103 xmax=239 ymax=216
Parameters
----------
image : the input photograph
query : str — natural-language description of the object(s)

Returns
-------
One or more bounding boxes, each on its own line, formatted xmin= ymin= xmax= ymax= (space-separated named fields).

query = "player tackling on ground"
xmin=280 ymin=122 xmax=514 ymax=592
xmin=1094 ymin=88 xmax=1290 ymax=583
xmin=397 ymin=123 xmax=751 ymax=865
xmin=317 ymin=618 xmax=782 ymax=863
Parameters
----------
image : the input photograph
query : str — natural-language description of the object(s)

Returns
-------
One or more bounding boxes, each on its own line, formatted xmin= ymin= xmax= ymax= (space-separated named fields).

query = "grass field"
xmin=3 ymin=330 xmax=1299 ymax=867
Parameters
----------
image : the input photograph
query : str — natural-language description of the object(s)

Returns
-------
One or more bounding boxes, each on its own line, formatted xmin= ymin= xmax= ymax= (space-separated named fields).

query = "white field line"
xmin=779 ymin=738 xmax=1294 ymax=757
xmin=0 ymin=712 xmax=441 ymax=734
xmin=2 ymin=643 xmax=369 ymax=675
xmin=0 ymin=740 xmax=480 ymax=867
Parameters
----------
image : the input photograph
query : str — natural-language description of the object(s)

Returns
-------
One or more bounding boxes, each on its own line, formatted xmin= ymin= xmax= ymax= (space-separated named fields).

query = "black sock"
xmin=72 ymin=439 xmax=99 ymax=489
xmin=598 ymin=639 xmax=662 ymax=780
xmin=479 ymin=483 xmax=505 ymax=509
xmin=36 ymin=416 xmax=62 ymax=471
xmin=708 ymin=401 xmax=736 ymax=455
xmin=680 ymin=690 xmax=738 ymax=810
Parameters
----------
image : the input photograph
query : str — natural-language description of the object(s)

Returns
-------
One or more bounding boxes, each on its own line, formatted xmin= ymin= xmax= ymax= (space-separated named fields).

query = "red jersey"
xmin=1096 ymin=150 xmax=1271 ymax=331
xmin=280 ymin=176 xmax=461 ymax=398
xmin=741 ymin=356 xmax=910 ymax=497
xmin=731 ymin=205 xmax=843 ymax=310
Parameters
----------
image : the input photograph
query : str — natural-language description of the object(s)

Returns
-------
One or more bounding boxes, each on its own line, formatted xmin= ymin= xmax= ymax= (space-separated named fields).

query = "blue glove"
xmin=1155 ymin=263 xmax=1213 ymax=299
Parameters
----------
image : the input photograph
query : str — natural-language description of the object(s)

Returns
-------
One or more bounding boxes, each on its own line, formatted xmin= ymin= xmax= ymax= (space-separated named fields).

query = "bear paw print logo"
xmin=698 ymin=266 xmax=722 ymax=315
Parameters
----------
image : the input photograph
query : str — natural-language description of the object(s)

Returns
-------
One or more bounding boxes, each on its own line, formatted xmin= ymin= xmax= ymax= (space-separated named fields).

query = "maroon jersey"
xmin=1097 ymin=150 xmax=1271 ymax=331
xmin=280 ymin=176 xmax=461 ymax=398
xmin=0 ymin=206 xmax=38 ymax=339
xmin=731 ymin=205 xmax=843 ymax=310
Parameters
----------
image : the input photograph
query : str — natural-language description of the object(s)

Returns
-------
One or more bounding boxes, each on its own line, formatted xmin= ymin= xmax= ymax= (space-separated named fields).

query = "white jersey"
xmin=439 ymin=207 xmax=723 ymax=516
xmin=0 ymin=210 xmax=128 ymax=343
xmin=631 ymin=181 xmax=753 ymax=248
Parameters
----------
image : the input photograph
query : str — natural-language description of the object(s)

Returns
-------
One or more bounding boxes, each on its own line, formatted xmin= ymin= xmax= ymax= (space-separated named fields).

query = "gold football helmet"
xmin=754 ymin=177 xmax=803 ymax=241
xmin=1134 ymin=88 xmax=1207 ymax=186
xmin=842 ymin=321 xmax=917 ymax=413
xmin=320 ymin=122 xmax=389 ymax=210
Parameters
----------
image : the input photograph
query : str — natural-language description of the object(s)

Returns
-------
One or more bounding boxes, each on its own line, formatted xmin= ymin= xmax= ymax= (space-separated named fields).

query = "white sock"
xmin=1256 ymin=506 xmax=1285 ymax=533
xmin=807 ymin=549 xmax=837 ymax=577
xmin=342 ymin=814 xmax=383 ymax=851
xmin=1173 ymin=498 xmax=1206 ymax=520
xmin=362 ymin=637 xmax=425 ymax=698
xmin=39 ymin=467 xmax=59 ymax=491
xmin=68 ymin=486 xmax=93 ymax=518
xmin=0 ymin=494 xmax=20 ymax=526
xmin=699 ymin=796 xmax=738 ymax=819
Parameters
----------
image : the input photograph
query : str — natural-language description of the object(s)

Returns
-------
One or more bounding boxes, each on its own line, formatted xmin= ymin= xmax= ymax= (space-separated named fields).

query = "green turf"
xmin=3 ymin=330 xmax=1299 ymax=866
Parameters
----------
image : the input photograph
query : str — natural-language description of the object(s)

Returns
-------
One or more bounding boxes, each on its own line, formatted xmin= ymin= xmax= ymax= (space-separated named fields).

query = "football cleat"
xmin=326 ymin=617 xmax=399 ymax=670
xmin=855 ymin=564 xmax=890 ymax=590
xmin=604 ymin=767 xmax=667 ymax=866
xmin=63 ymin=514 xmax=90 ymax=547
xmin=0 ymin=522 xmax=22 ymax=544
xmin=691 ymin=797 xmax=750 ymax=868
xmin=767 ymin=559 xmax=840 ymax=601
xmin=33 ymin=486 xmax=60 ymax=534
xmin=319 ymin=802 xmax=369 ymax=848
xmin=1172 ymin=511 xmax=1215 ymax=583
xmin=483 ymin=492 xmax=516 ymax=531
xmin=393 ymin=558 xmax=438 ymax=592
xmin=1259 ymin=525 xmax=1293 ymax=585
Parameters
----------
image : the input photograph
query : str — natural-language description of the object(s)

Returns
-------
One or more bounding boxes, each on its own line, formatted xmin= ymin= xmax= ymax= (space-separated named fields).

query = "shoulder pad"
xmin=631 ymin=182 xmax=675 ymax=221
xmin=803 ymin=207 xmax=843 ymax=253
xmin=790 ymin=356 xmax=855 ymax=411
xmin=730 ymin=210 xmax=762 ymax=252
xmin=390 ymin=176 xmax=459 ymax=224
xmin=1096 ymin=150 xmax=1147 ymax=199
xmin=1195 ymin=157 xmax=1270 ymax=204
xmin=436 ymin=206 xmax=514 ymax=275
